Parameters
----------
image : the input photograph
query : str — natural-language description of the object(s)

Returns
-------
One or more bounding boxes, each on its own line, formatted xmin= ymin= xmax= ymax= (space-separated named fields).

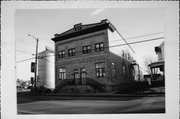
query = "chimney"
xmin=74 ymin=23 xmax=82 ymax=31
xmin=101 ymin=19 xmax=109 ymax=23
xmin=54 ymin=34 xmax=59 ymax=38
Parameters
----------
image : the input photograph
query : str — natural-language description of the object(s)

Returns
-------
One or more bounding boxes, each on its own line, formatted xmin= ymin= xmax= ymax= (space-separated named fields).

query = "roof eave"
xmin=52 ymin=23 xmax=110 ymax=42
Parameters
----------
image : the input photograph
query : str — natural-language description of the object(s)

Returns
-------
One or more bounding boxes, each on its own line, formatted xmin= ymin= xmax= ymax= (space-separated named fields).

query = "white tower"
xmin=37 ymin=47 xmax=55 ymax=89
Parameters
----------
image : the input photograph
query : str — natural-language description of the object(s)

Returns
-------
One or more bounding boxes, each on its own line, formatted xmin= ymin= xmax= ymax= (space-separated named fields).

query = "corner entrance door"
xmin=74 ymin=68 xmax=86 ymax=85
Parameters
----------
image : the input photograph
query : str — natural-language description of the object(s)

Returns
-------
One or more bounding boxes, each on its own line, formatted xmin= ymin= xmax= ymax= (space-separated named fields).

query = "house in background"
xmin=51 ymin=19 xmax=140 ymax=92
xmin=148 ymin=41 xmax=164 ymax=81
xmin=16 ymin=79 xmax=31 ymax=90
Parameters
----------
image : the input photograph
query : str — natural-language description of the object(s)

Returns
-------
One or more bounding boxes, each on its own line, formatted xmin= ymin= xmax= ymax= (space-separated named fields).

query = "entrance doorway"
xmin=74 ymin=68 xmax=86 ymax=85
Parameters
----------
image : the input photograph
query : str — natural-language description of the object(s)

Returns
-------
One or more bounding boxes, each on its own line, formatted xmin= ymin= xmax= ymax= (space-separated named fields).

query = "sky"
xmin=15 ymin=8 xmax=164 ymax=81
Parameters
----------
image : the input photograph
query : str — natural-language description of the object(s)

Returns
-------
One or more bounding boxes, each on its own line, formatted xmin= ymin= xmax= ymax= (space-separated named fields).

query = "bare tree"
xmin=143 ymin=56 xmax=158 ymax=74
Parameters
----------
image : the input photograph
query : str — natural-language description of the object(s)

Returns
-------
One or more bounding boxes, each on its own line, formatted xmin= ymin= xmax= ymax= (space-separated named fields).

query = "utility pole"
xmin=28 ymin=34 xmax=38 ymax=94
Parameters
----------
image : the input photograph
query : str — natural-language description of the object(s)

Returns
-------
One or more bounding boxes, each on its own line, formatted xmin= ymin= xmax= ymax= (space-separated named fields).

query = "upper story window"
xmin=68 ymin=48 xmax=76 ymax=56
xmin=58 ymin=50 xmax=65 ymax=58
xmin=82 ymin=45 xmax=91 ymax=54
xmin=95 ymin=42 xmax=104 ymax=52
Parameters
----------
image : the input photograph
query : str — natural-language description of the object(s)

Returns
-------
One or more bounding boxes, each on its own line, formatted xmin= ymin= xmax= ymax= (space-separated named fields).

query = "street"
xmin=17 ymin=93 xmax=165 ymax=114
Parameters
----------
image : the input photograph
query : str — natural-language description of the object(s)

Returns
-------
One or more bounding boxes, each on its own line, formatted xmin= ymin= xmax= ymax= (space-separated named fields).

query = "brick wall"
xmin=55 ymin=30 xmax=109 ymax=86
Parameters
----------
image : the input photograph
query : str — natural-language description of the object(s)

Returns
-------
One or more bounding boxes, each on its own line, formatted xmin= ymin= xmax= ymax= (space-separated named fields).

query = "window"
xmin=112 ymin=62 xmax=116 ymax=78
xmin=95 ymin=62 xmax=106 ymax=77
xmin=59 ymin=68 xmax=66 ymax=80
xmin=82 ymin=45 xmax=91 ymax=54
xmin=123 ymin=65 xmax=126 ymax=78
xmin=68 ymin=48 xmax=76 ymax=56
xmin=58 ymin=50 xmax=65 ymax=58
xmin=95 ymin=42 xmax=104 ymax=52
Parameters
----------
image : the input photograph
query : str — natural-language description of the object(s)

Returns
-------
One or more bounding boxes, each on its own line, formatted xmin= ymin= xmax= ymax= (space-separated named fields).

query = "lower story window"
xmin=95 ymin=62 xmax=106 ymax=77
xmin=123 ymin=65 xmax=126 ymax=78
xmin=59 ymin=67 xmax=66 ymax=80
xmin=112 ymin=62 xmax=116 ymax=78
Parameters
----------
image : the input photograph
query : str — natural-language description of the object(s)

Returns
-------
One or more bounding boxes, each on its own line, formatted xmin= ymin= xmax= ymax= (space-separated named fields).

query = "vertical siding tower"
xmin=37 ymin=47 xmax=55 ymax=89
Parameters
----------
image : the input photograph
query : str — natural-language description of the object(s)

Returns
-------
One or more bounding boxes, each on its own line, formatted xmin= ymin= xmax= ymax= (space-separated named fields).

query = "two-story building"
xmin=148 ymin=41 xmax=164 ymax=81
xmin=51 ymin=19 xmax=139 ymax=92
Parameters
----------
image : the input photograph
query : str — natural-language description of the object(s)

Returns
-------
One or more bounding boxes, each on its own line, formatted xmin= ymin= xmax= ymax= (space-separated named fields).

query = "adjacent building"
xmin=37 ymin=47 xmax=55 ymax=89
xmin=148 ymin=41 xmax=164 ymax=80
xmin=52 ymin=19 xmax=139 ymax=92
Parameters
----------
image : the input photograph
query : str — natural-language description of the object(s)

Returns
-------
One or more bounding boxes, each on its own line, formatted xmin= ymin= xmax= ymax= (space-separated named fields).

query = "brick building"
xmin=52 ymin=19 xmax=139 ymax=92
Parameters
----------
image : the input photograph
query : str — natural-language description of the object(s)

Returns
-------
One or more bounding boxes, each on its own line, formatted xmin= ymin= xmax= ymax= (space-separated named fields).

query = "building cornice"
xmin=56 ymin=32 xmax=105 ymax=46
xmin=52 ymin=19 xmax=116 ymax=42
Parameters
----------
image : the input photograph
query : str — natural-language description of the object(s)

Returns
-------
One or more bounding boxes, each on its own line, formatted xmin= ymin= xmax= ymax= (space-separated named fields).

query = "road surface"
xmin=17 ymin=94 xmax=165 ymax=114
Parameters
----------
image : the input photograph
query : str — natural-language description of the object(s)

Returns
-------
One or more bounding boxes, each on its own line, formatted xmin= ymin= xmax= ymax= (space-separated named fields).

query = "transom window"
xmin=82 ymin=45 xmax=91 ymax=54
xmin=95 ymin=62 xmax=106 ymax=77
xmin=68 ymin=48 xmax=76 ymax=56
xmin=58 ymin=50 xmax=65 ymax=58
xmin=95 ymin=42 xmax=104 ymax=52
xmin=59 ymin=67 xmax=66 ymax=80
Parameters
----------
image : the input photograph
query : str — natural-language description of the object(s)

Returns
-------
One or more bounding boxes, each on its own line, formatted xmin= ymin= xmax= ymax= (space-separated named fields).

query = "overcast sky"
xmin=16 ymin=8 xmax=164 ymax=81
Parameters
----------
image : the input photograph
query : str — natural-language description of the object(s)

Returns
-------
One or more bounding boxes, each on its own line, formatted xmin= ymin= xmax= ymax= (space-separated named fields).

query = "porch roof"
xmin=148 ymin=60 xmax=164 ymax=68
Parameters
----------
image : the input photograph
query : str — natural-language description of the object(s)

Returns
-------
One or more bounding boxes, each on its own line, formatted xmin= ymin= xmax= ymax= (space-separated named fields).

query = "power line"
xmin=16 ymin=32 xmax=163 ymax=59
xmin=16 ymin=57 xmax=35 ymax=63
xmin=109 ymin=37 xmax=164 ymax=48
xmin=40 ymin=58 xmax=54 ymax=64
xmin=16 ymin=55 xmax=55 ymax=63
xmin=110 ymin=32 xmax=164 ymax=43
xmin=38 ymin=56 xmax=54 ymax=64
xmin=115 ymin=30 xmax=136 ymax=53
xmin=16 ymin=36 xmax=164 ymax=63
xmin=38 ymin=55 xmax=54 ymax=58
xmin=16 ymin=50 xmax=34 ymax=55
xmin=16 ymin=56 xmax=54 ymax=63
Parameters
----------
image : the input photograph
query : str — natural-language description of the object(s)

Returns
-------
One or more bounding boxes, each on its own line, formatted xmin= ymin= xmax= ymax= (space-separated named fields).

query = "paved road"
xmin=17 ymin=95 xmax=165 ymax=114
